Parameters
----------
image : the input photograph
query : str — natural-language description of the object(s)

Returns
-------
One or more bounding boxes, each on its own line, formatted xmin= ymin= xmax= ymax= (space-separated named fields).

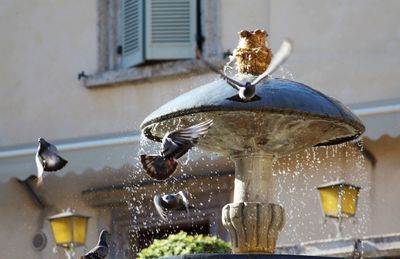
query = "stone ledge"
xmin=277 ymin=232 xmax=400 ymax=258
xmin=84 ymin=59 xmax=224 ymax=88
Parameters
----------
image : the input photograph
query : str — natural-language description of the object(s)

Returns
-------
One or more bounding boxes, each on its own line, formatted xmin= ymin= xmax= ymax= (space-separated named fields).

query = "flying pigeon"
xmin=200 ymin=39 xmax=293 ymax=101
xmin=153 ymin=191 xmax=192 ymax=221
xmin=35 ymin=138 xmax=68 ymax=185
xmin=140 ymin=120 xmax=213 ymax=181
xmin=81 ymin=230 xmax=111 ymax=259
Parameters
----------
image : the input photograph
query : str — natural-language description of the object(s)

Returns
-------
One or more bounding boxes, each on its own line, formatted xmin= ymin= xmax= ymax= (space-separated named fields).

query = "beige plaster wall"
xmin=365 ymin=136 xmax=400 ymax=235
xmin=220 ymin=0 xmax=270 ymax=52
xmin=220 ymin=0 xmax=400 ymax=104
xmin=0 ymin=0 xmax=216 ymax=146
xmin=1 ymin=0 xmax=399 ymax=145
xmin=0 ymin=172 xmax=111 ymax=259
xmin=1 ymin=0 xmax=400 ymax=256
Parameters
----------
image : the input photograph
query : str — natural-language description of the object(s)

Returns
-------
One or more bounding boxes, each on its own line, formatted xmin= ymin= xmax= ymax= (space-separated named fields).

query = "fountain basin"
xmin=162 ymin=254 xmax=340 ymax=259
xmin=141 ymin=78 xmax=364 ymax=157
xmin=140 ymin=77 xmax=364 ymax=254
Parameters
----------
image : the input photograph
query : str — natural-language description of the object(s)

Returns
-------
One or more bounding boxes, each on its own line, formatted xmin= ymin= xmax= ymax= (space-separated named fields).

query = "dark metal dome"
xmin=141 ymin=78 xmax=364 ymax=157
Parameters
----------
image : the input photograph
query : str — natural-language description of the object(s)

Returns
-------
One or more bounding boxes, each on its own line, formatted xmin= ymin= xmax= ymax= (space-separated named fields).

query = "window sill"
xmin=84 ymin=59 xmax=223 ymax=88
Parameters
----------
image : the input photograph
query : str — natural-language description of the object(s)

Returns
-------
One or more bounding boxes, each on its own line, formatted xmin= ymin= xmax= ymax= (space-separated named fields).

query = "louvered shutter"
xmin=145 ymin=0 xmax=196 ymax=60
xmin=121 ymin=0 xmax=144 ymax=68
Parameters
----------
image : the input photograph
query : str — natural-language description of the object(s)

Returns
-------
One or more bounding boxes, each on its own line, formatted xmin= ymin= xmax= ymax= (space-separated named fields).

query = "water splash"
xmin=274 ymin=142 xmax=371 ymax=244
xmin=276 ymin=65 xmax=295 ymax=80
xmin=123 ymin=132 xmax=229 ymax=255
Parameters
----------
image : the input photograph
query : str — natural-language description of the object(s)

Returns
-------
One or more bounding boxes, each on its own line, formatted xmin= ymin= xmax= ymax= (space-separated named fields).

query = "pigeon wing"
xmin=40 ymin=152 xmax=68 ymax=171
xmin=83 ymin=245 xmax=108 ymax=259
xmin=177 ymin=191 xmax=190 ymax=215
xmin=154 ymin=195 xmax=168 ymax=221
xmin=162 ymin=120 xmax=213 ymax=159
xmin=198 ymin=44 xmax=257 ymax=92
xmin=199 ymin=57 xmax=244 ymax=90
xmin=35 ymin=153 xmax=44 ymax=185
xmin=251 ymin=39 xmax=293 ymax=86
xmin=47 ymin=142 xmax=60 ymax=154
xmin=140 ymin=155 xmax=177 ymax=181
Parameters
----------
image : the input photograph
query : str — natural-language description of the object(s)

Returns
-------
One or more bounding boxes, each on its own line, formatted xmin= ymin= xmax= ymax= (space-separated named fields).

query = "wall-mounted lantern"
xmin=48 ymin=208 xmax=90 ymax=259
xmin=317 ymin=179 xmax=361 ymax=237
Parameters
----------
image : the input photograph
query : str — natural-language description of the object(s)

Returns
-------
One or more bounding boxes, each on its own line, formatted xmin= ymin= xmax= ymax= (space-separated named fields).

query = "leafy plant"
xmin=137 ymin=231 xmax=231 ymax=258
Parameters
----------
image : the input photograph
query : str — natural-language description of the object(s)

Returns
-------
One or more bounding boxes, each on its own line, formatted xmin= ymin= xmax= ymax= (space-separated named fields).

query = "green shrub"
xmin=137 ymin=231 xmax=231 ymax=258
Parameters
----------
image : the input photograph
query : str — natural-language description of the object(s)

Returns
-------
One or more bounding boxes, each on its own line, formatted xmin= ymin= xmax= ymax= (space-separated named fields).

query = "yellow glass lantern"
xmin=317 ymin=180 xmax=361 ymax=218
xmin=48 ymin=209 xmax=89 ymax=249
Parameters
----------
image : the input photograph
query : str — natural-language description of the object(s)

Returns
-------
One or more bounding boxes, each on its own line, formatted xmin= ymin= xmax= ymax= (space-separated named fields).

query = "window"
xmin=120 ymin=0 xmax=197 ymax=68
xmin=90 ymin=0 xmax=220 ymax=87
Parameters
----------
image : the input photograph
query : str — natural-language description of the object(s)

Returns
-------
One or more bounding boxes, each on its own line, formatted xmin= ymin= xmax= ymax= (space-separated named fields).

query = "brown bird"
xmin=140 ymin=120 xmax=213 ymax=181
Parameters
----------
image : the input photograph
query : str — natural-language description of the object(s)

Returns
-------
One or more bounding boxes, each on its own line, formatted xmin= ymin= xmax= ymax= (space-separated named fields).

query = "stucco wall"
xmin=2 ymin=0 xmax=400 ymax=146
xmin=0 ymin=174 xmax=111 ymax=259
xmin=220 ymin=0 xmax=400 ymax=105
xmin=0 ymin=0 xmax=216 ymax=146
xmin=365 ymin=136 xmax=400 ymax=235
xmin=0 ymin=0 xmax=400 ymax=257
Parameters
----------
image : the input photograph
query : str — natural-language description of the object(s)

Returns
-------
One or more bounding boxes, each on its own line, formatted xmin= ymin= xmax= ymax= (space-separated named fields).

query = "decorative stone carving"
xmin=234 ymin=29 xmax=272 ymax=75
xmin=222 ymin=202 xmax=285 ymax=254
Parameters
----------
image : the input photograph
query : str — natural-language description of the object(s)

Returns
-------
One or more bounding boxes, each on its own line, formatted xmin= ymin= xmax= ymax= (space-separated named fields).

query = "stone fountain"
xmin=140 ymin=30 xmax=364 ymax=257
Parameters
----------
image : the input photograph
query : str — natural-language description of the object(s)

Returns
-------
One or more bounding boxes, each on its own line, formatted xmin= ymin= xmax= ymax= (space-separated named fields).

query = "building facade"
xmin=1 ymin=0 xmax=400 ymax=258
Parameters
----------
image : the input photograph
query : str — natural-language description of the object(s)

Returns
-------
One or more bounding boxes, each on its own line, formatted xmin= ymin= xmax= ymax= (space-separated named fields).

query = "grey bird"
xmin=153 ymin=191 xmax=192 ymax=221
xmin=200 ymin=39 xmax=293 ymax=101
xmin=35 ymin=138 xmax=68 ymax=185
xmin=81 ymin=230 xmax=111 ymax=259
xmin=140 ymin=120 xmax=213 ymax=181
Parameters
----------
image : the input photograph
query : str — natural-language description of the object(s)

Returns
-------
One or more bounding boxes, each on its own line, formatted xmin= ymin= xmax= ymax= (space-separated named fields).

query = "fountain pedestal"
xmin=141 ymin=29 xmax=364 ymax=256
xmin=223 ymin=202 xmax=284 ymax=254
xmin=222 ymin=154 xmax=284 ymax=254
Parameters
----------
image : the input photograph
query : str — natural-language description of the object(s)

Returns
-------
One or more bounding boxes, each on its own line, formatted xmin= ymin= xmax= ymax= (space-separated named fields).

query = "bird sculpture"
xmin=35 ymin=138 xmax=68 ymax=185
xmin=140 ymin=120 xmax=213 ymax=181
xmin=153 ymin=191 xmax=192 ymax=221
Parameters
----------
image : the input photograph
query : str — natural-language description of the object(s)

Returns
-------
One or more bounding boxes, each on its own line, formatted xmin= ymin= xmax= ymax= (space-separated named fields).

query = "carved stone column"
xmin=222 ymin=154 xmax=285 ymax=254
xmin=222 ymin=202 xmax=284 ymax=254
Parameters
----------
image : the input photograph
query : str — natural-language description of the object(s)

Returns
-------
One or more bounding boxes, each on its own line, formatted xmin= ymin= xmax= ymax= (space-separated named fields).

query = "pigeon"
xmin=153 ymin=191 xmax=192 ymax=221
xmin=81 ymin=230 xmax=111 ymax=259
xmin=199 ymin=39 xmax=293 ymax=101
xmin=140 ymin=120 xmax=213 ymax=181
xmin=35 ymin=138 xmax=68 ymax=185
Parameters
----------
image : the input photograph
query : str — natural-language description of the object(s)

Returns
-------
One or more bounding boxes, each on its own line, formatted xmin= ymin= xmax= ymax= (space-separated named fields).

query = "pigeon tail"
xmin=45 ymin=157 xmax=68 ymax=171
xmin=140 ymin=154 xmax=178 ymax=181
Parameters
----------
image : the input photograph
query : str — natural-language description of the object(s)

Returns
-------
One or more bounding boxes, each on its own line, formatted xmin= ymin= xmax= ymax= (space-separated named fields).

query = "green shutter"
xmin=121 ymin=0 xmax=144 ymax=68
xmin=145 ymin=0 xmax=196 ymax=60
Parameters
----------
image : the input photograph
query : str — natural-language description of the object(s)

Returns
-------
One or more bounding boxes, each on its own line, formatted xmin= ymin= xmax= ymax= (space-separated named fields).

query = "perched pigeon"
xmin=35 ymin=138 xmax=68 ymax=185
xmin=153 ymin=191 xmax=192 ymax=221
xmin=140 ymin=120 xmax=213 ymax=181
xmin=81 ymin=230 xmax=111 ymax=259
xmin=200 ymin=39 xmax=293 ymax=101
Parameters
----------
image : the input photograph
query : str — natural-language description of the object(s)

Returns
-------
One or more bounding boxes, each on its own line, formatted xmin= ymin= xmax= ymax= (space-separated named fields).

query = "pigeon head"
xmin=239 ymin=83 xmax=256 ymax=100
xmin=38 ymin=138 xmax=49 ymax=146
xmin=37 ymin=138 xmax=49 ymax=149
